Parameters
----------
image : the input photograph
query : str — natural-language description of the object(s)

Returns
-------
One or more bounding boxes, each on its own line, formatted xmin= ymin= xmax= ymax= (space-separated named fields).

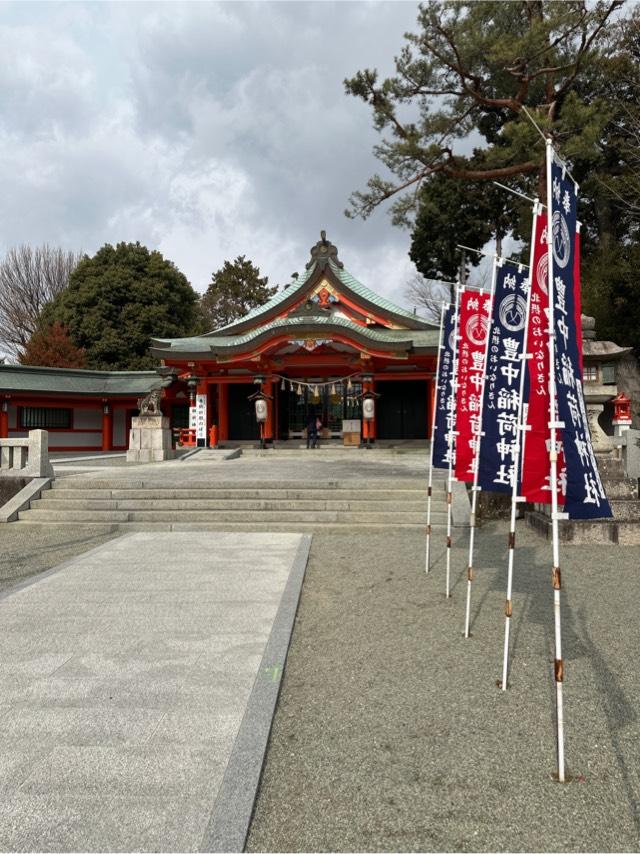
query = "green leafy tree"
xmin=41 ymin=242 xmax=199 ymax=370
xmin=344 ymin=0 xmax=622 ymax=222
xmin=345 ymin=1 xmax=640 ymax=351
xmin=20 ymin=322 xmax=86 ymax=368
xmin=200 ymin=256 xmax=277 ymax=330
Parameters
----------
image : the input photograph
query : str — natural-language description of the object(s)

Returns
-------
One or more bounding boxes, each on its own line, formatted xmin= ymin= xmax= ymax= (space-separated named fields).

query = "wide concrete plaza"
xmin=0 ymin=450 xmax=639 ymax=851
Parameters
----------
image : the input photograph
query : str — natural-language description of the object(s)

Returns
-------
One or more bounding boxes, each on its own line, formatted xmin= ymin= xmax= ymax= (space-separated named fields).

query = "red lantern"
xmin=612 ymin=392 xmax=632 ymax=425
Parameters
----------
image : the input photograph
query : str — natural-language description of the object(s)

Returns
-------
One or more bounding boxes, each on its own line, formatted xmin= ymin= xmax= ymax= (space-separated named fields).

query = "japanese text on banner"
xmin=432 ymin=304 xmax=457 ymax=470
xmin=455 ymin=290 xmax=492 ymax=483
xmin=549 ymin=154 xmax=611 ymax=519
xmin=477 ymin=263 xmax=529 ymax=493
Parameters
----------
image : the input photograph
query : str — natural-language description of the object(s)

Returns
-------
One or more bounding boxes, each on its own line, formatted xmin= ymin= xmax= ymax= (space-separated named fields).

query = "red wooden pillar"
xmin=0 ymin=400 xmax=9 ymax=439
xmin=262 ymin=380 xmax=274 ymax=441
xmin=218 ymin=383 xmax=229 ymax=442
xmin=101 ymin=403 xmax=113 ymax=451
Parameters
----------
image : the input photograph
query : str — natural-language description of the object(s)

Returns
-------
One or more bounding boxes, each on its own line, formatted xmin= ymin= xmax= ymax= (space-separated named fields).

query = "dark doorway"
xmin=228 ymin=383 xmax=258 ymax=440
xmin=376 ymin=380 xmax=428 ymax=439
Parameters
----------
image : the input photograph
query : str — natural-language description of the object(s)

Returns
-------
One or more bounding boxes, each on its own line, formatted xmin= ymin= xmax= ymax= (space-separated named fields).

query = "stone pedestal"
xmin=127 ymin=415 xmax=175 ymax=463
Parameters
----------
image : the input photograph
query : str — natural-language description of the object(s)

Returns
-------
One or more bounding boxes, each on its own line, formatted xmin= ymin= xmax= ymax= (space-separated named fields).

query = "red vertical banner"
xmin=455 ymin=290 xmax=492 ymax=483
xmin=521 ymin=213 xmax=566 ymax=503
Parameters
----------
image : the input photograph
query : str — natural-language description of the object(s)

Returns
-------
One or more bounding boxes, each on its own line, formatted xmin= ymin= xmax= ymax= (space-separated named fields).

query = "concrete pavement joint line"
xmin=0 ymin=533 xmax=133 ymax=603
xmin=199 ymin=534 xmax=312 ymax=854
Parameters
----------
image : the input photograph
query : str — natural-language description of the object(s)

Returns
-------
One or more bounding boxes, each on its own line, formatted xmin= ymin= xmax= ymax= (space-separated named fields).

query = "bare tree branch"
xmin=0 ymin=245 xmax=81 ymax=359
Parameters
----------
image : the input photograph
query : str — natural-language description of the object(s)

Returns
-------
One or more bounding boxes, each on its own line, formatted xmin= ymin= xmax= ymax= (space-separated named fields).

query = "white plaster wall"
xmin=49 ymin=432 xmax=101 ymax=449
xmin=73 ymin=408 xmax=102 ymax=429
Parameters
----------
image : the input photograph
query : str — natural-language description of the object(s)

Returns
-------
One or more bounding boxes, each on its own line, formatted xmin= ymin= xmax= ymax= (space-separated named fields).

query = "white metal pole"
xmin=445 ymin=284 xmax=462 ymax=599
xmin=545 ymin=138 xmax=565 ymax=783
xmin=500 ymin=201 xmax=539 ymax=689
xmin=426 ymin=303 xmax=448 ymax=574
xmin=463 ymin=265 xmax=497 ymax=638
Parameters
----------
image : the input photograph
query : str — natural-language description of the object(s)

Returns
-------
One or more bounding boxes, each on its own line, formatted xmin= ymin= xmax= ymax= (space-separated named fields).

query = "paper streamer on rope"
xmin=455 ymin=290 xmax=492 ymax=482
xmin=432 ymin=303 xmax=457 ymax=470
xmin=550 ymin=156 xmax=611 ymax=519
xmin=477 ymin=263 xmax=530 ymax=493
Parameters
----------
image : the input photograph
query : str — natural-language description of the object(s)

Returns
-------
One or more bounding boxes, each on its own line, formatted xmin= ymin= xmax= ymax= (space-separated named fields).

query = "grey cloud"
xmin=0 ymin=1 xmax=426 ymax=308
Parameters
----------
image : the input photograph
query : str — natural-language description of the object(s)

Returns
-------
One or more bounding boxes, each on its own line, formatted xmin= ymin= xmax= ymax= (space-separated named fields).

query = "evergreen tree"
xmin=41 ymin=242 xmax=199 ymax=370
xmin=200 ymin=256 xmax=277 ymax=330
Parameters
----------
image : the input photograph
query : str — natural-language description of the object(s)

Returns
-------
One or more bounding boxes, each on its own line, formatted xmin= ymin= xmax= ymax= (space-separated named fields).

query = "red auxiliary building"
xmin=151 ymin=233 xmax=440 ymax=445
xmin=0 ymin=234 xmax=440 ymax=449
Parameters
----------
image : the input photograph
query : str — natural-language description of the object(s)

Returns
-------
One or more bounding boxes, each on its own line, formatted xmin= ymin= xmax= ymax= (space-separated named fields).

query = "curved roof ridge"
xmin=328 ymin=260 xmax=436 ymax=328
xmin=203 ymin=264 xmax=316 ymax=336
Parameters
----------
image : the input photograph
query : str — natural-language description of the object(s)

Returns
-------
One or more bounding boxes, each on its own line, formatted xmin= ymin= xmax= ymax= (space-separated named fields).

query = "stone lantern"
xmin=581 ymin=314 xmax=632 ymax=452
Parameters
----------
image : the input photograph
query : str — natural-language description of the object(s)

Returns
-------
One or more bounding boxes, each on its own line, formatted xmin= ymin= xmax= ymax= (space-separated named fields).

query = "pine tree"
xmin=200 ymin=256 xmax=277 ymax=330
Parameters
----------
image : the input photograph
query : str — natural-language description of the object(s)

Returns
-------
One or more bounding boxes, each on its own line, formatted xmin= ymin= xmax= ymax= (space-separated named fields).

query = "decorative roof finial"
xmin=306 ymin=230 xmax=344 ymax=271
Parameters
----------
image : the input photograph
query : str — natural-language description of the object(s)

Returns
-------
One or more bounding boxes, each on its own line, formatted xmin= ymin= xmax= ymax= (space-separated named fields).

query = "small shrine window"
xmin=20 ymin=406 xmax=72 ymax=429
xmin=583 ymin=365 xmax=598 ymax=382
xmin=601 ymin=363 xmax=616 ymax=385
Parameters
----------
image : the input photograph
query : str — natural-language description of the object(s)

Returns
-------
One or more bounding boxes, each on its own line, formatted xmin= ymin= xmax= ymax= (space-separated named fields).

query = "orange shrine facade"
xmin=152 ymin=233 xmax=440 ymax=445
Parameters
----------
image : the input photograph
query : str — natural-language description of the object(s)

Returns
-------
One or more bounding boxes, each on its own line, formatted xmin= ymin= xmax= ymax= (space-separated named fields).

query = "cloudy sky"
xmin=0 ymin=1 xmax=441 ymax=307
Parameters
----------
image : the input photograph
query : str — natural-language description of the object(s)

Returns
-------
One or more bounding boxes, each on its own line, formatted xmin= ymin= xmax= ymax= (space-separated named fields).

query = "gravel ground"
xmin=247 ymin=523 xmax=640 ymax=852
xmin=0 ymin=525 xmax=118 ymax=593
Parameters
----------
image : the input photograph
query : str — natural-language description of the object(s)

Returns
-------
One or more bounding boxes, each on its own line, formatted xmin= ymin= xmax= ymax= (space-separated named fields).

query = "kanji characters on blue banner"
xmin=549 ymin=153 xmax=611 ymax=519
xmin=477 ymin=262 xmax=529 ymax=493
xmin=432 ymin=303 xmax=457 ymax=470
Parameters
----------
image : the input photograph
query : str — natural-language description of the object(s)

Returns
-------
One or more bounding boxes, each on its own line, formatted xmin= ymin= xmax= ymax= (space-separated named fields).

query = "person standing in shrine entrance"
xmin=306 ymin=410 xmax=319 ymax=449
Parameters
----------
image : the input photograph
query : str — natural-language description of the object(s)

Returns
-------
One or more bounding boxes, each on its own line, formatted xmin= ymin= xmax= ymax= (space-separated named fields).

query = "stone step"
xmin=603 ymin=479 xmax=639 ymax=500
xmin=33 ymin=496 xmax=435 ymax=513
xmin=610 ymin=499 xmax=640 ymax=520
xmin=19 ymin=508 xmax=431 ymax=524
xmin=50 ymin=478 xmax=437 ymax=491
xmin=44 ymin=487 xmax=438 ymax=502
xmin=17 ymin=520 xmax=438 ymax=533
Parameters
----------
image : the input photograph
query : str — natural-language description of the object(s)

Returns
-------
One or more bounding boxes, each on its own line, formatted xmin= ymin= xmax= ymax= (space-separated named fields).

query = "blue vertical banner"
xmin=477 ymin=262 xmax=529 ymax=493
xmin=550 ymin=153 xmax=611 ymax=519
xmin=432 ymin=303 xmax=456 ymax=470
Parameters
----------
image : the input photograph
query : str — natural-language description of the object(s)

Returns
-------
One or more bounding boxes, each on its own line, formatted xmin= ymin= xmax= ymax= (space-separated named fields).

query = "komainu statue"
xmin=137 ymin=389 xmax=162 ymax=416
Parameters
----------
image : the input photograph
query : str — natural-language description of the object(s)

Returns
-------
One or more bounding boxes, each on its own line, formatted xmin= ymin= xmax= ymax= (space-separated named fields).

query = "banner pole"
xmin=426 ymin=302 xmax=447 ymax=574
xmin=545 ymin=138 xmax=566 ymax=783
xmin=445 ymin=284 xmax=462 ymax=599
xmin=500 ymin=201 xmax=540 ymax=688
xmin=463 ymin=264 xmax=497 ymax=638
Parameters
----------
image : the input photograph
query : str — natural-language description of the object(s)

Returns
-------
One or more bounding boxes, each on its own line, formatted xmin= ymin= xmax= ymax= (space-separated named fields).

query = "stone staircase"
xmin=17 ymin=475 xmax=447 ymax=533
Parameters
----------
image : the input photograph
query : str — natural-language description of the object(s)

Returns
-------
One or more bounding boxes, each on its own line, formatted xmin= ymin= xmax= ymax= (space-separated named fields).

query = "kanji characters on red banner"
xmin=455 ymin=290 xmax=492 ymax=483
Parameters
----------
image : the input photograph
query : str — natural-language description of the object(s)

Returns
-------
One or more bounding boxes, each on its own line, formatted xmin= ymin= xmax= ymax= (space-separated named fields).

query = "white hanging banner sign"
xmin=195 ymin=394 xmax=207 ymax=441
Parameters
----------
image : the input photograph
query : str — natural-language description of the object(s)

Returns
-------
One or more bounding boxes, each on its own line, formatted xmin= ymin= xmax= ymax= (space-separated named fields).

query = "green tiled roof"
xmin=328 ymin=260 xmax=432 ymax=326
xmin=0 ymin=365 xmax=165 ymax=396
xmin=152 ymin=314 xmax=439 ymax=355
xmin=210 ymin=266 xmax=316 ymax=335
xmin=206 ymin=256 xmax=436 ymax=336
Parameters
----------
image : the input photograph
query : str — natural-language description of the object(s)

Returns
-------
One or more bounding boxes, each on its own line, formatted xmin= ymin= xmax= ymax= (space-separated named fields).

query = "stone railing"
xmin=0 ymin=430 xmax=54 ymax=478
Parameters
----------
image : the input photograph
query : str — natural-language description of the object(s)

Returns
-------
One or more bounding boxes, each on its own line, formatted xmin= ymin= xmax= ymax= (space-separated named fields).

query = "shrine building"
xmin=151 ymin=232 xmax=440 ymax=444
xmin=0 ymin=233 xmax=441 ymax=449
